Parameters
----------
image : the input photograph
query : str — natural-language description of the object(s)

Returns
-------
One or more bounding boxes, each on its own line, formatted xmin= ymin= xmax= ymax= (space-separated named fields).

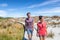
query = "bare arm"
xmin=25 ymin=20 xmax=27 ymax=30
xmin=32 ymin=20 xmax=34 ymax=31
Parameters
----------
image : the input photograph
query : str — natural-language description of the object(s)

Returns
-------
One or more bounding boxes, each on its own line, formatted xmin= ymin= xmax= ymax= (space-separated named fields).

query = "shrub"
xmin=47 ymin=31 xmax=54 ymax=38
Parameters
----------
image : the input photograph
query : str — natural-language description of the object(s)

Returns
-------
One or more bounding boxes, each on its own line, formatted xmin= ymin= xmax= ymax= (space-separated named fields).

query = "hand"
xmin=32 ymin=27 xmax=34 ymax=31
xmin=25 ymin=27 xmax=27 ymax=31
xmin=46 ymin=32 xmax=48 ymax=36
xmin=36 ymin=33 xmax=39 ymax=37
xmin=32 ymin=26 xmax=34 ymax=31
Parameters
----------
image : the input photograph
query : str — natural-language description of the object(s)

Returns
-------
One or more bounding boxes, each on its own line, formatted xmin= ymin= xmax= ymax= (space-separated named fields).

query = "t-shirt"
xmin=25 ymin=18 xmax=33 ymax=29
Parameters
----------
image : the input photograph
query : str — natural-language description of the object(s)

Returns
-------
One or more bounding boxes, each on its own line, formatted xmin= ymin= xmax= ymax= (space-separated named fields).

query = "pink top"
xmin=37 ymin=21 xmax=47 ymax=36
xmin=25 ymin=18 xmax=33 ymax=29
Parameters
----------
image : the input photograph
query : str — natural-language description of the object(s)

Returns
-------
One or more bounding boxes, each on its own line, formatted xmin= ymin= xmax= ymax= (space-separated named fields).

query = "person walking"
xmin=25 ymin=12 xmax=34 ymax=40
xmin=37 ymin=16 xmax=47 ymax=40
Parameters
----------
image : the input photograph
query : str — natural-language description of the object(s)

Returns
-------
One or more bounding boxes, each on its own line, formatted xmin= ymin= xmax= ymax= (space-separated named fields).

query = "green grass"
xmin=0 ymin=18 xmax=24 ymax=40
xmin=0 ymin=27 xmax=24 ymax=40
xmin=0 ymin=34 xmax=13 ymax=40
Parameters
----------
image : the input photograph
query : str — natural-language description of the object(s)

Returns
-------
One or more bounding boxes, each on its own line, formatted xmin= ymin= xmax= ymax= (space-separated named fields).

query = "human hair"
xmin=27 ymin=12 xmax=30 ymax=16
xmin=39 ymin=16 xmax=43 ymax=20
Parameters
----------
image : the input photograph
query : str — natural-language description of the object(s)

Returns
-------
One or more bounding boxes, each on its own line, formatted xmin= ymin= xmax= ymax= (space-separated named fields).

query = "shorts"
xmin=27 ymin=29 xmax=33 ymax=35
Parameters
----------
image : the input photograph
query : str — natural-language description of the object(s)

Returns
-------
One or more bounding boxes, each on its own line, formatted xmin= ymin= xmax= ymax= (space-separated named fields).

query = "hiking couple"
xmin=25 ymin=12 xmax=47 ymax=40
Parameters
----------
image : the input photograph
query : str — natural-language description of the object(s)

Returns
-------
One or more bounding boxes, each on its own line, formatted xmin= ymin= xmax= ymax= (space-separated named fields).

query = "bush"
xmin=0 ymin=33 xmax=13 ymax=40
xmin=47 ymin=31 xmax=54 ymax=38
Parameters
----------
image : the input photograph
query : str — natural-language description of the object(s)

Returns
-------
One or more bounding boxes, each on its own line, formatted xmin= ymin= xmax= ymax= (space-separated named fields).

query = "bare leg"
xmin=28 ymin=34 xmax=32 ymax=40
xmin=40 ymin=36 xmax=43 ymax=40
xmin=27 ymin=29 xmax=33 ymax=40
xmin=42 ymin=36 xmax=45 ymax=40
xmin=40 ymin=36 xmax=45 ymax=40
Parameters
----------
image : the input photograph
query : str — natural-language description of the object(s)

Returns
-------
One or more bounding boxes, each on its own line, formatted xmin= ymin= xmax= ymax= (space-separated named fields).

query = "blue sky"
xmin=0 ymin=0 xmax=60 ymax=17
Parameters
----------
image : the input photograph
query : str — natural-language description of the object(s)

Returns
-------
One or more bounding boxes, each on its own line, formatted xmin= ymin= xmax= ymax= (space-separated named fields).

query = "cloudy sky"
xmin=0 ymin=0 xmax=60 ymax=17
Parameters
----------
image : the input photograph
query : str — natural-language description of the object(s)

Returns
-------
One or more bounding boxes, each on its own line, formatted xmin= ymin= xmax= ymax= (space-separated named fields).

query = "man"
xmin=25 ymin=12 xmax=34 ymax=40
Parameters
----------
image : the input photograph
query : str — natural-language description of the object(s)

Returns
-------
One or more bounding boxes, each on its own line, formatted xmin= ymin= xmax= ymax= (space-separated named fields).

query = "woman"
xmin=25 ymin=12 xmax=34 ymax=40
xmin=37 ymin=16 xmax=47 ymax=40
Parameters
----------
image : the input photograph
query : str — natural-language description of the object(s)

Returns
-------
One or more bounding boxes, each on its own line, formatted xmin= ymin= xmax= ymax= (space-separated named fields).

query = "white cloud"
xmin=39 ymin=7 xmax=60 ymax=13
xmin=8 ymin=9 xmax=17 ymax=11
xmin=0 ymin=4 xmax=8 ymax=7
xmin=0 ymin=10 xmax=7 ymax=17
xmin=32 ymin=7 xmax=60 ymax=16
xmin=28 ymin=0 xmax=60 ymax=8
xmin=7 ymin=13 xmax=25 ymax=18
